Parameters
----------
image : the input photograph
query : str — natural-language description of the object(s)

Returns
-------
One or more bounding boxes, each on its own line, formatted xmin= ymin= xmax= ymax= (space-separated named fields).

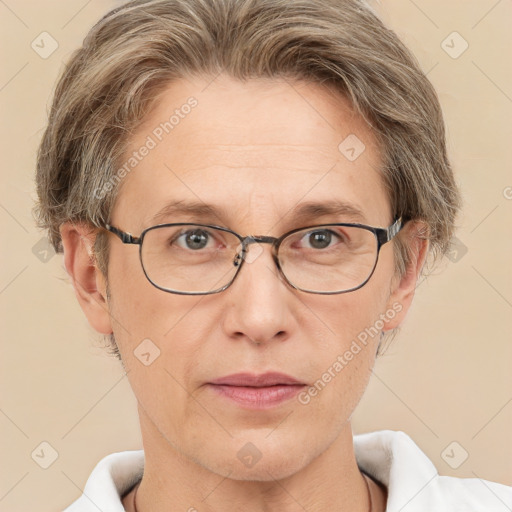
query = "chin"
xmin=198 ymin=437 xmax=314 ymax=482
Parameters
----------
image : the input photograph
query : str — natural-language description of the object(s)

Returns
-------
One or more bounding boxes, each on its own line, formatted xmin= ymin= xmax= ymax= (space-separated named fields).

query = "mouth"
xmin=206 ymin=372 xmax=307 ymax=410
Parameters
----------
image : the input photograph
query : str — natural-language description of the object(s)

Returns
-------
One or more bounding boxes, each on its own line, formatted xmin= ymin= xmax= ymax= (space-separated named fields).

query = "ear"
xmin=60 ymin=222 xmax=113 ymax=335
xmin=383 ymin=220 xmax=429 ymax=332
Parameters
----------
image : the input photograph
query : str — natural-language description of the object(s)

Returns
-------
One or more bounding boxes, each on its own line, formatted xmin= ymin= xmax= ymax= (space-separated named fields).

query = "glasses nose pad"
xmin=235 ymin=240 xmax=264 ymax=265
xmin=233 ymin=251 xmax=243 ymax=267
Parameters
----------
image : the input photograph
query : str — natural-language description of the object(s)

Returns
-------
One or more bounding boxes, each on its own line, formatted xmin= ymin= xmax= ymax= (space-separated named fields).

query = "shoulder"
xmin=354 ymin=430 xmax=512 ymax=512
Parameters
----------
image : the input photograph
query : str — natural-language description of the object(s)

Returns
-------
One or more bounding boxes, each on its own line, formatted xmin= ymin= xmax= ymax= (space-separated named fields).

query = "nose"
xmin=221 ymin=242 xmax=292 ymax=345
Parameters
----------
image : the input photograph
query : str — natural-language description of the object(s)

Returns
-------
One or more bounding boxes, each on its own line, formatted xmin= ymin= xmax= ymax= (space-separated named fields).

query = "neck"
xmin=123 ymin=411 xmax=386 ymax=512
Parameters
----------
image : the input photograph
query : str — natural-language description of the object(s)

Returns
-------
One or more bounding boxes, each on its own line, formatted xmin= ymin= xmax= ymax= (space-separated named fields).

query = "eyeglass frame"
xmin=103 ymin=216 xmax=404 ymax=295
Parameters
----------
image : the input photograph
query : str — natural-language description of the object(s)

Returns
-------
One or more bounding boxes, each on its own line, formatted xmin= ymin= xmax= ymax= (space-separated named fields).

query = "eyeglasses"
xmin=104 ymin=217 xmax=403 ymax=295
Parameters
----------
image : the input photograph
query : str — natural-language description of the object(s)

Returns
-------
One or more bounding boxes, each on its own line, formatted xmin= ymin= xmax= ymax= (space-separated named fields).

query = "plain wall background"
xmin=1 ymin=1 xmax=511 ymax=510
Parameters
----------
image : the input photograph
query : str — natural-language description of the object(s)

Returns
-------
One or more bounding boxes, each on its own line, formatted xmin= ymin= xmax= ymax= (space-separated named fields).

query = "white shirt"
xmin=63 ymin=430 xmax=512 ymax=511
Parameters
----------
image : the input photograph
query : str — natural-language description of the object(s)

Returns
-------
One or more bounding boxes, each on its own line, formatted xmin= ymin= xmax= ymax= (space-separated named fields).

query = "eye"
xmin=173 ymin=229 xmax=215 ymax=250
xmin=299 ymin=229 xmax=343 ymax=250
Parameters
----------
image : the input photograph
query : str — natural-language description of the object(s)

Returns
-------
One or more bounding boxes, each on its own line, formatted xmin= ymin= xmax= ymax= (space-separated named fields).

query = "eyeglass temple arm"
xmin=376 ymin=217 xmax=403 ymax=246
xmin=105 ymin=224 xmax=141 ymax=244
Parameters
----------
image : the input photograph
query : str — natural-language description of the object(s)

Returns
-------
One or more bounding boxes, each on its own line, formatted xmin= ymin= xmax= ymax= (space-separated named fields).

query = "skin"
xmin=60 ymin=75 xmax=428 ymax=512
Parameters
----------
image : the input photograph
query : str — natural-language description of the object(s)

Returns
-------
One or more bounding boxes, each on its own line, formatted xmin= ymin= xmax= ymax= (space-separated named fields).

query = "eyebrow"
xmin=148 ymin=200 xmax=226 ymax=225
xmin=289 ymin=200 xmax=367 ymax=224
xmin=147 ymin=199 xmax=367 ymax=227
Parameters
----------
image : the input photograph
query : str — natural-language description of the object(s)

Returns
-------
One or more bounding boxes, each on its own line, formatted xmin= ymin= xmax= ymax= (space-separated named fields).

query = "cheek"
xmin=106 ymin=244 xmax=190 ymax=343
xmin=291 ymin=290 xmax=388 ymax=437
xmin=297 ymin=347 xmax=372 ymax=435
xmin=305 ymin=285 xmax=386 ymax=349
xmin=105 ymin=249 xmax=208 ymax=406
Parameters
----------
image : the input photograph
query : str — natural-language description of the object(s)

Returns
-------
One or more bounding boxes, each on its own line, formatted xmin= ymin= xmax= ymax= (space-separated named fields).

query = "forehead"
xmin=112 ymin=75 xmax=390 ymax=232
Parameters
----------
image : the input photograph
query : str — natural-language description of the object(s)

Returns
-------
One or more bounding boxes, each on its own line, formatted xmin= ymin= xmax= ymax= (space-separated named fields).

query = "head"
xmin=35 ymin=0 xmax=460 ymax=481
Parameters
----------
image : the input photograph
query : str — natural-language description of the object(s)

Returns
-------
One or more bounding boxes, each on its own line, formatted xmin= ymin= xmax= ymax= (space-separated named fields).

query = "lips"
xmin=207 ymin=372 xmax=306 ymax=409
xmin=208 ymin=372 xmax=304 ymax=387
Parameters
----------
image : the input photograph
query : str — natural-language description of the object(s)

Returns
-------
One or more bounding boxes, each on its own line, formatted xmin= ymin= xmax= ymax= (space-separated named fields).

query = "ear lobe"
xmin=383 ymin=221 xmax=429 ymax=332
xmin=60 ymin=222 xmax=113 ymax=335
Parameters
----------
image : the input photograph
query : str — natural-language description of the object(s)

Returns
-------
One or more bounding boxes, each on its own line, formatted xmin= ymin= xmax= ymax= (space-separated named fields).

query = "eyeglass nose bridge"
xmin=234 ymin=235 xmax=280 ymax=266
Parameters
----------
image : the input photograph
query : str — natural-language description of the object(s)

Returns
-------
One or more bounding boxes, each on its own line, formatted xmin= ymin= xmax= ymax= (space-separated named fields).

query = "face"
xmin=94 ymin=75 xmax=410 ymax=480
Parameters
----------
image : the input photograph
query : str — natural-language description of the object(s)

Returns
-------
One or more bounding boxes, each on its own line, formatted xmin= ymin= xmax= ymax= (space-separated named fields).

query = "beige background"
xmin=1 ymin=1 xmax=511 ymax=510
